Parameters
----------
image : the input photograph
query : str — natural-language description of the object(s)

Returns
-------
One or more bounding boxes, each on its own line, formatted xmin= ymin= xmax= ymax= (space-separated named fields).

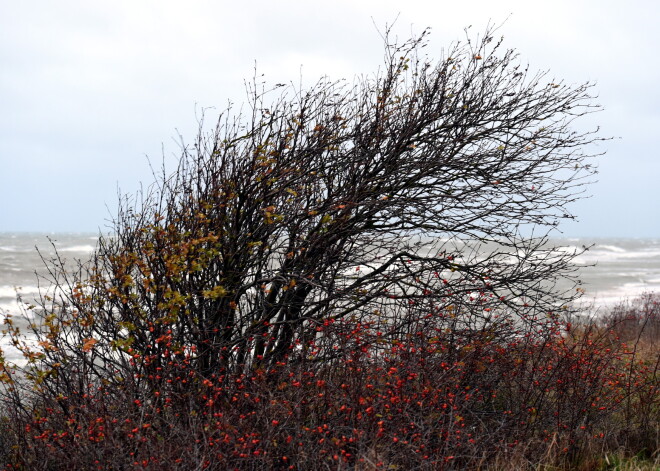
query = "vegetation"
xmin=0 ymin=28 xmax=657 ymax=470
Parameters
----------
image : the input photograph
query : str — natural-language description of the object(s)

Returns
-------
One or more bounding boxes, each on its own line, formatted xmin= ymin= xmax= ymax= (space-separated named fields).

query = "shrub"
xmin=3 ymin=27 xmax=655 ymax=470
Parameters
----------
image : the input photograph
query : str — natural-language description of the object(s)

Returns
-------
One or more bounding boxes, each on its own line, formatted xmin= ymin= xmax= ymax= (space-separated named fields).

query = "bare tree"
xmin=16 ymin=27 xmax=601 ymax=391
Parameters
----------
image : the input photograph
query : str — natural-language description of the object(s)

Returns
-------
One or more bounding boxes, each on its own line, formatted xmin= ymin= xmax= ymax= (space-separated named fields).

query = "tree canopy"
xmin=26 ymin=28 xmax=602 ymax=380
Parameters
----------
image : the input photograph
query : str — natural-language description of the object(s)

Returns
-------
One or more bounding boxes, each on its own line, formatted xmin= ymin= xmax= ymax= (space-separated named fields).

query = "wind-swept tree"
xmin=22 ymin=28 xmax=601 ymax=380
xmin=2 ymin=28 xmax=627 ymax=470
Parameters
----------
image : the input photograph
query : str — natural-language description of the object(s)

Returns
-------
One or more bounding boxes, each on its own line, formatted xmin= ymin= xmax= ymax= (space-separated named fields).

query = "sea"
xmin=1 ymin=233 xmax=660 ymax=362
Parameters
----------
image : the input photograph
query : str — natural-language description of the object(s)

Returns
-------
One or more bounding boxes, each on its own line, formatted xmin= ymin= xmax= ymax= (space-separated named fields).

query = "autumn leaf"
xmin=202 ymin=285 xmax=228 ymax=299
xmin=82 ymin=338 xmax=98 ymax=352
xmin=38 ymin=340 xmax=57 ymax=352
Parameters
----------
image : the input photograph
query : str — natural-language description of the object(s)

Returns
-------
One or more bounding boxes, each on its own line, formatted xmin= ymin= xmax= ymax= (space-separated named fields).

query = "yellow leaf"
xmin=202 ymin=285 xmax=228 ymax=299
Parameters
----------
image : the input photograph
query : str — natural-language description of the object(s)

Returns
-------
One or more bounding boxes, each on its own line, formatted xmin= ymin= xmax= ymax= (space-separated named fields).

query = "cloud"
xmin=0 ymin=0 xmax=658 ymax=235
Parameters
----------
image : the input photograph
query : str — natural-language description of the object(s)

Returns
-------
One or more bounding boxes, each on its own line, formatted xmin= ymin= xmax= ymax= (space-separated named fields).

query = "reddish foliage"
xmin=1 ymin=295 xmax=658 ymax=469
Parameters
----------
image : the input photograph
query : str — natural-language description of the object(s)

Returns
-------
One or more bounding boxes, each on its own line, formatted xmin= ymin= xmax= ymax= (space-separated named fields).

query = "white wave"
xmin=58 ymin=244 xmax=95 ymax=253
xmin=575 ymin=249 xmax=660 ymax=264
xmin=597 ymin=245 xmax=626 ymax=253
xmin=556 ymin=245 xmax=581 ymax=253
xmin=0 ymin=297 xmax=38 ymax=316
xmin=582 ymin=280 xmax=660 ymax=308
xmin=0 ymin=285 xmax=41 ymax=298
xmin=0 ymin=301 xmax=18 ymax=312
xmin=0 ymin=337 xmax=38 ymax=366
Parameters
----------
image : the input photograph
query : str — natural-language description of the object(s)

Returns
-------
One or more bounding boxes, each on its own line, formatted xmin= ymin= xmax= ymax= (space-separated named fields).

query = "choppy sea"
xmin=1 ymin=232 xmax=659 ymax=362
xmin=0 ymin=233 xmax=98 ymax=314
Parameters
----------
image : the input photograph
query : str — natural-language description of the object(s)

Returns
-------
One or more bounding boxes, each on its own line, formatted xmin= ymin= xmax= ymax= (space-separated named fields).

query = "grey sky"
xmin=1 ymin=0 xmax=658 ymax=236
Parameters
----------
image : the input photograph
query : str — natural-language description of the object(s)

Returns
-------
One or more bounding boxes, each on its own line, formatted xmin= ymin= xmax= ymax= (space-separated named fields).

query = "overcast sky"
xmin=1 ymin=0 xmax=658 ymax=236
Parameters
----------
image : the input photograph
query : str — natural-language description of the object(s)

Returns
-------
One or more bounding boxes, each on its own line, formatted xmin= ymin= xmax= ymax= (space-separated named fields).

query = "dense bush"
xmin=1 ymin=295 xmax=658 ymax=469
xmin=1 ymin=28 xmax=657 ymax=470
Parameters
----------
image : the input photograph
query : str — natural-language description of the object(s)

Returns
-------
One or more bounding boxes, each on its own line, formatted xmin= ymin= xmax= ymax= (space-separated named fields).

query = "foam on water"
xmin=58 ymin=244 xmax=96 ymax=253
xmin=0 ymin=285 xmax=41 ymax=298
xmin=0 ymin=245 xmax=31 ymax=253
xmin=596 ymin=245 xmax=626 ymax=253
